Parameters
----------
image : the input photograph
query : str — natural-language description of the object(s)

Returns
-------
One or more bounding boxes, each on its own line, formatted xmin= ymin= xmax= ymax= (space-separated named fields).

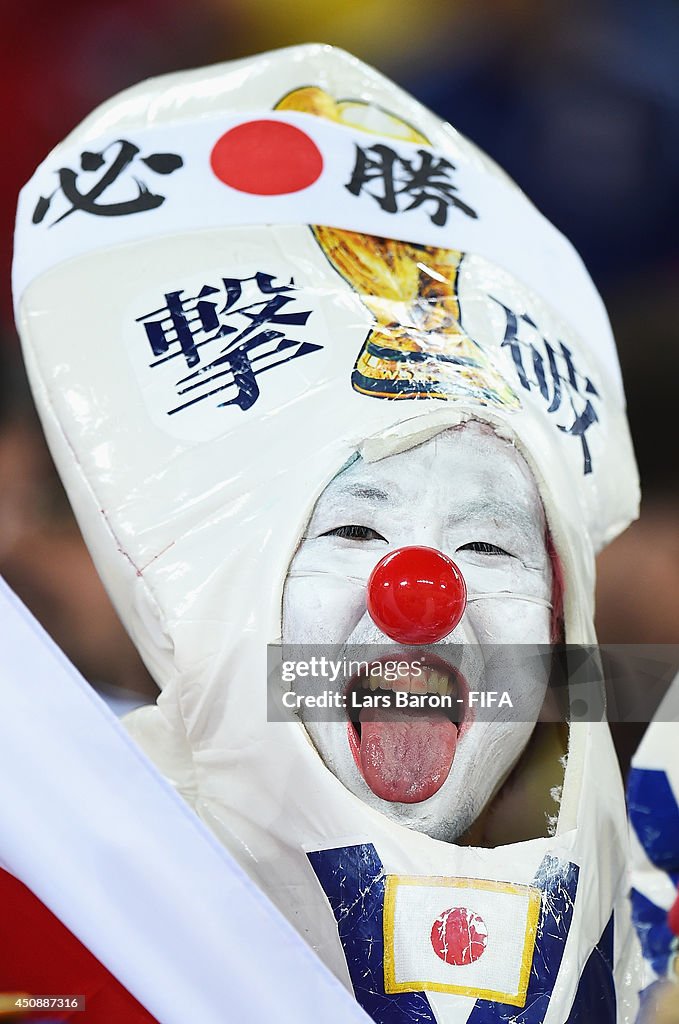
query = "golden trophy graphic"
xmin=276 ymin=87 xmax=519 ymax=409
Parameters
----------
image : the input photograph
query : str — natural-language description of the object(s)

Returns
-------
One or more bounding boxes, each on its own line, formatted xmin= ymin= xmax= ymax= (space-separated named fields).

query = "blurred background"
xmin=0 ymin=0 xmax=677 ymax=751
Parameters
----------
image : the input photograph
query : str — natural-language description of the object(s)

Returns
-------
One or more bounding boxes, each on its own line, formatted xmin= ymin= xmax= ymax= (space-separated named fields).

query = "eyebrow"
xmin=447 ymin=499 xmax=540 ymax=533
xmin=341 ymin=483 xmax=391 ymax=503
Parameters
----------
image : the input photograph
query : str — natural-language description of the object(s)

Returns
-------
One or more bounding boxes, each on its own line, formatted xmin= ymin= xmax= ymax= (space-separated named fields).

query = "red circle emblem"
xmin=210 ymin=120 xmax=323 ymax=195
xmin=430 ymin=907 xmax=488 ymax=966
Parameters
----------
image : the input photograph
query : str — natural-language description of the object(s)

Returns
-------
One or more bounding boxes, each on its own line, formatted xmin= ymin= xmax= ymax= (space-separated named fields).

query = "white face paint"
xmin=282 ymin=421 xmax=554 ymax=842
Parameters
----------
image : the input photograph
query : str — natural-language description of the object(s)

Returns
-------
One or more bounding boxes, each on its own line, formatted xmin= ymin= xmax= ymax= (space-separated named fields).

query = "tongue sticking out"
xmin=359 ymin=705 xmax=458 ymax=803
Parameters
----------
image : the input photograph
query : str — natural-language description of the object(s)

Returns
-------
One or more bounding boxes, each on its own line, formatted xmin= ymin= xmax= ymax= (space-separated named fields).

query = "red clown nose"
xmin=367 ymin=546 xmax=467 ymax=645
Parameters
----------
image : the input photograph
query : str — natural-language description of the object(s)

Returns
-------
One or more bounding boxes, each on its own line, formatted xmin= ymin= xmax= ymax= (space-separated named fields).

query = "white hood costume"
xmin=13 ymin=44 xmax=642 ymax=1023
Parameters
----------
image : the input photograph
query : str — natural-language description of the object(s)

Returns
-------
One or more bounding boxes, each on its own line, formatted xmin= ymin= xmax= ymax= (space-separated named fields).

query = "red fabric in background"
xmin=668 ymin=888 xmax=679 ymax=937
xmin=0 ymin=867 xmax=158 ymax=1023
xmin=0 ymin=0 xmax=218 ymax=340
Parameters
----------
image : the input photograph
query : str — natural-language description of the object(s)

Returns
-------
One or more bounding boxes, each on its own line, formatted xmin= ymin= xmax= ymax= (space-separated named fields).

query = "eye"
xmin=322 ymin=525 xmax=388 ymax=542
xmin=458 ymin=541 xmax=513 ymax=556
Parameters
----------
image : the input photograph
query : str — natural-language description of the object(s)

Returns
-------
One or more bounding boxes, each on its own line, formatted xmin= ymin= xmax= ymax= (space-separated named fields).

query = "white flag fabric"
xmin=384 ymin=874 xmax=540 ymax=1006
xmin=0 ymin=576 xmax=370 ymax=1024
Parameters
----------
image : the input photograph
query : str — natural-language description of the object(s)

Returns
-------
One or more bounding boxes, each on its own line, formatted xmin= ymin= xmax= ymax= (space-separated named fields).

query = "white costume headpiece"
xmin=14 ymin=44 xmax=641 ymax=1023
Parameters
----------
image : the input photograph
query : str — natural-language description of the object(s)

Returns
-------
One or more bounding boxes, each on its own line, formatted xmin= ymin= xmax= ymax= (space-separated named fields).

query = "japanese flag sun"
xmin=384 ymin=874 xmax=541 ymax=1006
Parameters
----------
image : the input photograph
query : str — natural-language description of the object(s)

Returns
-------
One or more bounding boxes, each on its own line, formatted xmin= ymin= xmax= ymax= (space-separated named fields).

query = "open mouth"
xmin=346 ymin=656 xmax=469 ymax=804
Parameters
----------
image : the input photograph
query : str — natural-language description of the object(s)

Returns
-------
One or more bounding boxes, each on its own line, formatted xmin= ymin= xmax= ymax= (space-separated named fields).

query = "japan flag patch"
xmin=383 ymin=875 xmax=541 ymax=1007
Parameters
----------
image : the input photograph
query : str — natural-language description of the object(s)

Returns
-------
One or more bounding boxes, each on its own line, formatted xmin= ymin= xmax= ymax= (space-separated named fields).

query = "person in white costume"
xmin=12 ymin=44 xmax=644 ymax=1023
